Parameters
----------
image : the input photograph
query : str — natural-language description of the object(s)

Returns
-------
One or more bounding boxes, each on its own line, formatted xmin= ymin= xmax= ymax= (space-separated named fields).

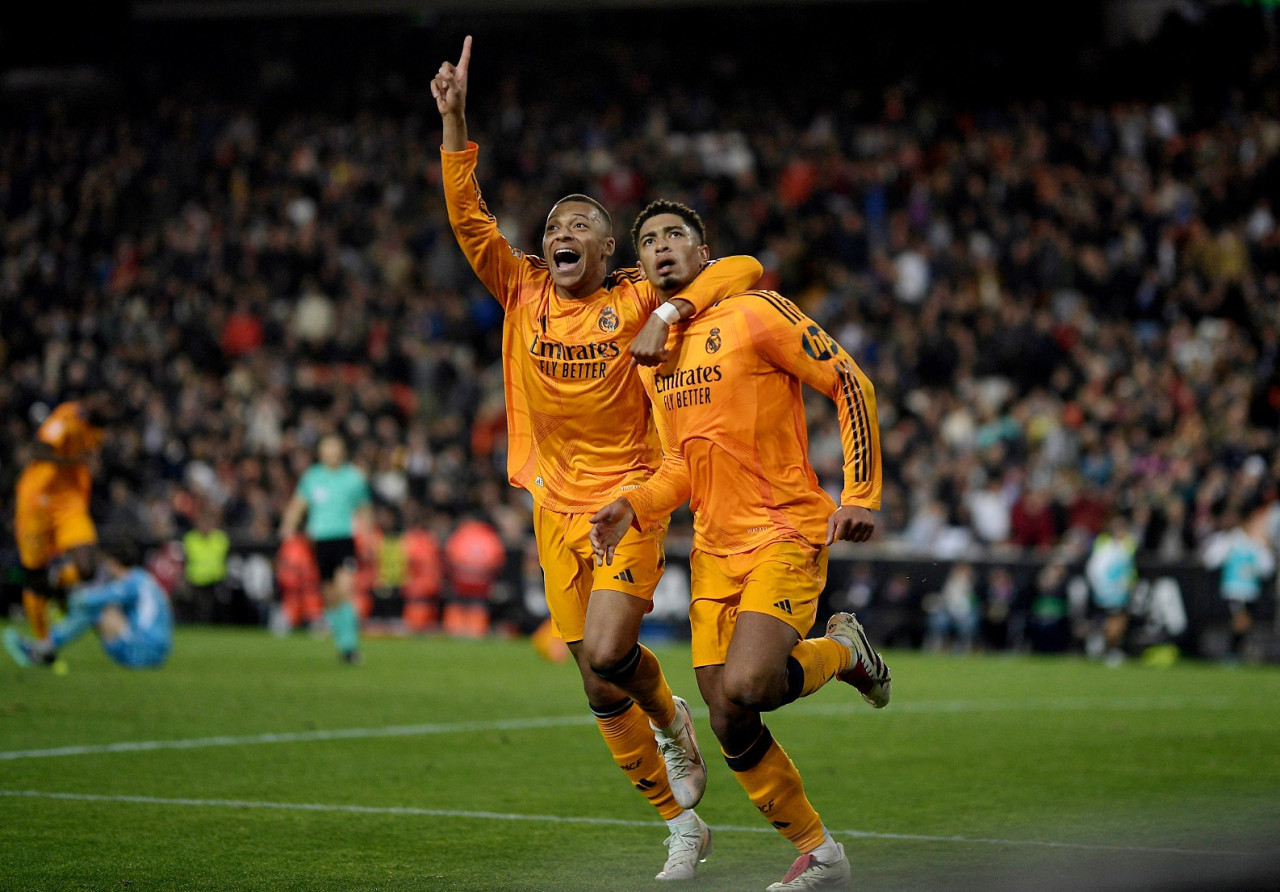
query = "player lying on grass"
xmin=433 ymin=36 xmax=764 ymax=881
xmin=5 ymin=541 xmax=173 ymax=671
xmin=591 ymin=201 xmax=891 ymax=891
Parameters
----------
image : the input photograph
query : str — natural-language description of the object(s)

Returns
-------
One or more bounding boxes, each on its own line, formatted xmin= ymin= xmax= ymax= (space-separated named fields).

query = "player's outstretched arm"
xmin=432 ymin=35 xmax=472 ymax=152
xmin=70 ymin=574 xmax=139 ymax=611
xmin=589 ymin=498 xmax=637 ymax=566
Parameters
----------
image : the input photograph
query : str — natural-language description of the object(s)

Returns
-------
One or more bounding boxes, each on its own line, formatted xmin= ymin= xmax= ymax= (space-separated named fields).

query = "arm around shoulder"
xmin=668 ymin=255 xmax=763 ymax=318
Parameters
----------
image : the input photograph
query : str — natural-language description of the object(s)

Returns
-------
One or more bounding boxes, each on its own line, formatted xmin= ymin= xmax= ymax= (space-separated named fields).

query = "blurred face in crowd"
xmin=542 ymin=199 xmax=615 ymax=299
xmin=635 ymin=212 xmax=710 ymax=298
xmin=318 ymin=435 xmax=346 ymax=468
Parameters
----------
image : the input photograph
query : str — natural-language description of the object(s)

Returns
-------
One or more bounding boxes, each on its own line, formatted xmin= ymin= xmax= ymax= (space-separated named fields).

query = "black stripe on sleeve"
xmin=837 ymin=363 xmax=873 ymax=483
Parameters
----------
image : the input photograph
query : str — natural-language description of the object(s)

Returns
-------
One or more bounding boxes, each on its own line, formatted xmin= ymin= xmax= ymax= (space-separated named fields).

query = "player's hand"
xmin=629 ymin=314 xmax=672 ymax=367
xmin=826 ymin=505 xmax=876 ymax=545
xmin=431 ymin=35 xmax=472 ymax=117
xmin=589 ymin=498 xmax=637 ymax=566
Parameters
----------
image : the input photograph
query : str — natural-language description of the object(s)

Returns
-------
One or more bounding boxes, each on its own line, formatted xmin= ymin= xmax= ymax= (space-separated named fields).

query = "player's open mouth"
xmin=553 ymin=248 xmax=581 ymax=273
xmin=656 ymin=259 xmax=676 ymax=275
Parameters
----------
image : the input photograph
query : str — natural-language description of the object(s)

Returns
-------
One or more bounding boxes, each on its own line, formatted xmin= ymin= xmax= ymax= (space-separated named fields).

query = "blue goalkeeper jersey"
xmin=69 ymin=568 xmax=174 ymax=668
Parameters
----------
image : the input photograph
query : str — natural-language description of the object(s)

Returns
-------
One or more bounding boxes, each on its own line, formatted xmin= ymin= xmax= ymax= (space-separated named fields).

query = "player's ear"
xmin=699 ymin=245 xmax=710 ymax=263
xmin=602 ymin=236 xmax=616 ymax=258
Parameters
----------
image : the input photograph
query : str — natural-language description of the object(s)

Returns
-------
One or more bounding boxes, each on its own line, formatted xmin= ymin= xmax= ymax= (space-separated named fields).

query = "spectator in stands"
xmin=1027 ymin=559 xmax=1075 ymax=654
xmin=980 ymin=567 xmax=1026 ymax=652
xmin=923 ymin=562 xmax=980 ymax=654
xmin=1009 ymin=487 xmax=1059 ymax=551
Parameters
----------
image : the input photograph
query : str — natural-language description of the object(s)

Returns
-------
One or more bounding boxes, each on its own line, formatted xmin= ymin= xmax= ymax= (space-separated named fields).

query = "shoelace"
xmin=657 ymin=739 xmax=690 ymax=781
xmin=663 ymin=823 xmax=703 ymax=858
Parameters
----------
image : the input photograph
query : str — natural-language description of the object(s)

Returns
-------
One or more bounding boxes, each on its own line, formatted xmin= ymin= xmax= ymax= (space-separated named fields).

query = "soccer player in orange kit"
xmin=13 ymin=394 xmax=115 ymax=667
xmin=591 ymin=201 xmax=892 ymax=891
xmin=432 ymin=38 xmax=763 ymax=880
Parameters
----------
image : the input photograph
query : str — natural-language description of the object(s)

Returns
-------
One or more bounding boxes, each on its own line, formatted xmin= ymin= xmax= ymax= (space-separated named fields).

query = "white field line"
xmin=0 ymin=714 xmax=592 ymax=761
xmin=0 ymin=789 xmax=1259 ymax=858
xmin=0 ymin=696 xmax=1235 ymax=762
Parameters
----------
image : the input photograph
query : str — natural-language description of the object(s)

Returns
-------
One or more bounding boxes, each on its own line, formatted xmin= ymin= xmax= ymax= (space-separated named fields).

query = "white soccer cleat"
xmin=765 ymin=842 xmax=851 ymax=891
xmin=651 ymin=695 xmax=707 ymax=809
xmin=655 ymin=812 xmax=713 ymax=881
xmin=826 ymin=612 xmax=892 ymax=709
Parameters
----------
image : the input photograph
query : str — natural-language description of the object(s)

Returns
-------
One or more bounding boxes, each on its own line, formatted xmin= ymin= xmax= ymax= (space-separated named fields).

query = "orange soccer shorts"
xmin=14 ymin=481 xmax=97 ymax=572
xmin=533 ymin=503 xmax=668 ymax=644
xmin=688 ymin=539 xmax=829 ymax=668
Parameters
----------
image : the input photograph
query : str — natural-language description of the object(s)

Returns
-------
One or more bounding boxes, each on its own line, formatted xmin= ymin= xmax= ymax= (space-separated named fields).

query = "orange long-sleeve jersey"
xmin=625 ymin=292 xmax=881 ymax=555
xmin=19 ymin=401 xmax=103 ymax=498
xmin=442 ymin=142 xmax=762 ymax=514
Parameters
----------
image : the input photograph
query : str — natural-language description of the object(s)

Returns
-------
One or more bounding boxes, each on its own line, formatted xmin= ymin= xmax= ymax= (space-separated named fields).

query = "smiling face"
xmin=541 ymin=199 xmax=615 ymax=299
xmin=635 ymin=213 xmax=710 ymax=297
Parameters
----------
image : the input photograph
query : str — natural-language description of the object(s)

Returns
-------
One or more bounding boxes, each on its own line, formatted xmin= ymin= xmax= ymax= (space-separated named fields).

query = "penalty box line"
xmin=0 ymin=695 xmax=1235 ymax=762
xmin=0 ymin=789 xmax=1257 ymax=859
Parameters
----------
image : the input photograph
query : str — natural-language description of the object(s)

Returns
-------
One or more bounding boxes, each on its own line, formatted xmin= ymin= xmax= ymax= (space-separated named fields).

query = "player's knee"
xmin=580 ymin=670 xmax=624 ymax=707
xmin=722 ymin=666 xmax=784 ymax=713
xmin=586 ymin=641 xmax=641 ymax=684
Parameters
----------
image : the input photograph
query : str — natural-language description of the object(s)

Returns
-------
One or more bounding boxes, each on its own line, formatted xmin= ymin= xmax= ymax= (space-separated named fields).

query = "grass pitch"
xmin=2 ymin=626 xmax=1278 ymax=891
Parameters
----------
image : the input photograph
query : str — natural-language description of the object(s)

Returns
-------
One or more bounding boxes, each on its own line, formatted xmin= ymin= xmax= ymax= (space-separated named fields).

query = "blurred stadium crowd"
xmin=1 ymin=4 xmax=1279 ymax=626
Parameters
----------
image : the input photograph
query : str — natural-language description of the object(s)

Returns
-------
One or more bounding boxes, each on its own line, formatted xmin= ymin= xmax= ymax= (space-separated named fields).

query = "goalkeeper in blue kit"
xmin=5 ymin=542 xmax=173 ymax=670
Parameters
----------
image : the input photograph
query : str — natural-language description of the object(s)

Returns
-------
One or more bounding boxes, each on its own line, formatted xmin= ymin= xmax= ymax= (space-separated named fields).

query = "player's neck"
xmin=554 ymin=282 xmax=601 ymax=301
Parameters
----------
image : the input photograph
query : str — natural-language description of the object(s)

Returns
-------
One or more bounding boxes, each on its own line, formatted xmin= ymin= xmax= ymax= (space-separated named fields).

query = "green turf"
xmin=2 ymin=626 xmax=1278 ymax=891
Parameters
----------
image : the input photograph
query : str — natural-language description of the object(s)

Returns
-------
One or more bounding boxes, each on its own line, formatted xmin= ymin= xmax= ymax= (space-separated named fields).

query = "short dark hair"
xmin=99 ymin=539 xmax=142 ymax=568
xmin=549 ymin=194 xmax=612 ymax=232
xmin=631 ymin=200 xmax=706 ymax=253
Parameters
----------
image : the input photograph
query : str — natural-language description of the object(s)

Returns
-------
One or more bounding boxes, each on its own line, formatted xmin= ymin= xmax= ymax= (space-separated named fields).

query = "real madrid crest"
xmin=705 ymin=327 xmax=722 ymax=354
xmin=598 ymin=306 xmax=619 ymax=333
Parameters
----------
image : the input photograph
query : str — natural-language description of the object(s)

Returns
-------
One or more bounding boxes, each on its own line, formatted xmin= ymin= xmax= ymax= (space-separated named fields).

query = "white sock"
xmin=809 ymin=830 xmax=841 ymax=863
xmin=658 ymin=704 xmax=685 ymax=737
xmin=666 ymin=809 xmax=698 ymax=830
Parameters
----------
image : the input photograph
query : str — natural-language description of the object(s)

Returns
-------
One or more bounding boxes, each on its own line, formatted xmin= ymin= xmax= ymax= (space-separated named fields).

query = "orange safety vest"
xmin=401 ymin=528 xmax=444 ymax=632
xmin=276 ymin=534 xmax=322 ymax=628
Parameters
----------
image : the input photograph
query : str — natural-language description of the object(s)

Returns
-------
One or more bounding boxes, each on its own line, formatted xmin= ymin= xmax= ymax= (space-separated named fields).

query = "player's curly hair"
xmin=630 ymin=200 xmax=706 ymax=253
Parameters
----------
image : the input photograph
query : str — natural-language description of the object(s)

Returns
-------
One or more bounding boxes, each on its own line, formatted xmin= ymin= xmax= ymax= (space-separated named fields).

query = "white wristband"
xmin=652 ymin=302 xmax=682 ymax=324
